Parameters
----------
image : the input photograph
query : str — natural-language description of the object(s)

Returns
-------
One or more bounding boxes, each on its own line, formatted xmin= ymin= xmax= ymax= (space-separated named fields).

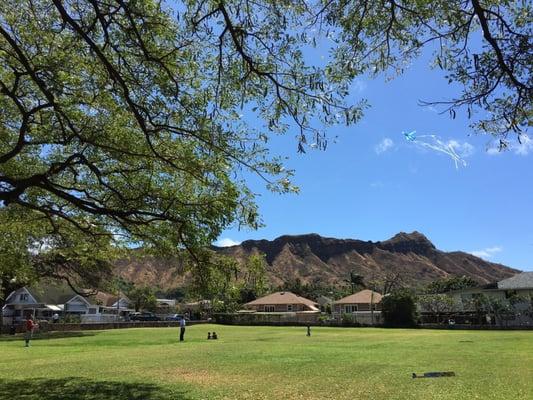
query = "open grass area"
xmin=1 ymin=325 xmax=532 ymax=399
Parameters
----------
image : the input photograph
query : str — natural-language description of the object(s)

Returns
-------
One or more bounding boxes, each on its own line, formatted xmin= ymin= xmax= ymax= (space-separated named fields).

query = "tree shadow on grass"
xmin=0 ymin=377 xmax=192 ymax=400
xmin=0 ymin=331 xmax=99 ymax=342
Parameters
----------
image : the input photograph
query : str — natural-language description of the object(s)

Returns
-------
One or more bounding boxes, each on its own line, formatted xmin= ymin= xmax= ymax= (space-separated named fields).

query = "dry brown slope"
xmin=217 ymin=232 xmax=519 ymax=287
xmin=114 ymin=232 xmax=520 ymax=290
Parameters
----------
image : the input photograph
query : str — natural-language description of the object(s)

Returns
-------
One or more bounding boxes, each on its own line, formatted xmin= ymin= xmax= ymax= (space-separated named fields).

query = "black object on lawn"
xmin=412 ymin=372 xmax=456 ymax=379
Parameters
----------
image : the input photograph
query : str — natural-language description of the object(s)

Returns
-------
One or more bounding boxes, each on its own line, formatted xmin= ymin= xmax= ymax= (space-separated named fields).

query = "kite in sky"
xmin=403 ymin=130 xmax=467 ymax=169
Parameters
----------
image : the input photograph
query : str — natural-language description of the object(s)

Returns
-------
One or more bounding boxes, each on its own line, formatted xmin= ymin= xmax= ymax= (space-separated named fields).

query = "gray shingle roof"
xmin=497 ymin=272 xmax=533 ymax=290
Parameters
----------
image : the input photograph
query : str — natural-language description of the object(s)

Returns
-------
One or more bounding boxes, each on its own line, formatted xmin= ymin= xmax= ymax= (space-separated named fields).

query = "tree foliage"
xmin=417 ymin=293 xmax=457 ymax=317
xmin=127 ymin=285 xmax=157 ymax=312
xmin=0 ymin=1 xmax=530 ymax=290
xmin=381 ymin=289 xmax=418 ymax=327
xmin=0 ymin=0 xmax=363 ymax=256
xmin=345 ymin=270 xmax=365 ymax=294
xmin=188 ymin=251 xmax=269 ymax=311
xmin=425 ymin=275 xmax=478 ymax=294
xmin=0 ymin=206 xmax=114 ymax=301
xmin=323 ymin=0 xmax=531 ymax=140
xmin=2 ymin=0 xmax=530 ymax=256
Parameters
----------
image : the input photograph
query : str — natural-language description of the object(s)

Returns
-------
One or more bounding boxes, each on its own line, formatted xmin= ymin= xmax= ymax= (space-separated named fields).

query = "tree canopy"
xmin=1 ymin=0 xmax=530 ymax=260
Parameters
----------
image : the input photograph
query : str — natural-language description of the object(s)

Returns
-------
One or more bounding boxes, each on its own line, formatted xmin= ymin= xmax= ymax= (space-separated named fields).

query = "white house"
xmin=2 ymin=283 xmax=133 ymax=324
xmin=443 ymin=272 xmax=533 ymax=326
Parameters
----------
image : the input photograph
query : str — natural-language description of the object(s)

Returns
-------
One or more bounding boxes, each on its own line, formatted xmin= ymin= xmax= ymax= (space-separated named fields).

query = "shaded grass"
xmin=1 ymin=325 xmax=532 ymax=399
xmin=0 ymin=331 xmax=99 ymax=342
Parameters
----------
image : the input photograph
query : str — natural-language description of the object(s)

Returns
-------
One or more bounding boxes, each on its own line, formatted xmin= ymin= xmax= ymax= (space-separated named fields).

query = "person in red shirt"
xmin=24 ymin=315 xmax=38 ymax=347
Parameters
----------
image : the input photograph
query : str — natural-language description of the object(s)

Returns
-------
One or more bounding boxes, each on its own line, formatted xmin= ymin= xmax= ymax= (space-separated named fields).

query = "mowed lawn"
xmin=1 ymin=325 xmax=532 ymax=400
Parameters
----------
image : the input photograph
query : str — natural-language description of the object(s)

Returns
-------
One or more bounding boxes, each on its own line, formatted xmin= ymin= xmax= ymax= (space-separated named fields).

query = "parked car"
xmin=165 ymin=314 xmax=187 ymax=321
xmin=130 ymin=312 xmax=160 ymax=321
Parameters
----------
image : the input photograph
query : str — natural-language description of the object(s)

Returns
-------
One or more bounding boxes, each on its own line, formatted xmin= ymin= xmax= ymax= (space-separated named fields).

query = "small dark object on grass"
xmin=459 ymin=340 xmax=474 ymax=343
xmin=412 ymin=371 xmax=456 ymax=379
xmin=207 ymin=332 xmax=211 ymax=340
xmin=212 ymin=332 xmax=218 ymax=340
xmin=307 ymin=326 xmax=311 ymax=337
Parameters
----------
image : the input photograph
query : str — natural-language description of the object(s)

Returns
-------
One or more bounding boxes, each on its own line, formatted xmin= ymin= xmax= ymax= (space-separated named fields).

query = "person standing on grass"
xmin=179 ymin=317 xmax=186 ymax=342
xmin=24 ymin=315 xmax=38 ymax=347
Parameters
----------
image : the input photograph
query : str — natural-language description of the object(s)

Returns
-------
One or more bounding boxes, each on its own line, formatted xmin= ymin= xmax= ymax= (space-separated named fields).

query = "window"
xmin=264 ymin=305 xmax=275 ymax=312
xmin=88 ymin=308 xmax=97 ymax=314
xmin=19 ymin=293 xmax=28 ymax=301
xmin=287 ymin=304 xmax=293 ymax=311
xmin=344 ymin=305 xmax=358 ymax=313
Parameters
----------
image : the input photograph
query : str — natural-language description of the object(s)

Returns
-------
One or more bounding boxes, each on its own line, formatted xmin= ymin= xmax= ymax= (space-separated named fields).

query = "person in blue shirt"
xmin=179 ymin=317 xmax=186 ymax=341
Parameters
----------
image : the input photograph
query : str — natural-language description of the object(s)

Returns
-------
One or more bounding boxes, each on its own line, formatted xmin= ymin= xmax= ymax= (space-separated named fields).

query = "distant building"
xmin=414 ymin=272 xmax=533 ymax=327
xmin=316 ymin=295 xmax=334 ymax=312
xmin=2 ymin=283 xmax=132 ymax=324
xmin=156 ymin=298 xmax=177 ymax=313
xmin=332 ymin=290 xmax=383 ymax=325
xmin=333 ymin=290 xmax=383 ymax=313
xmin=244 ymin=292 xmax=319 ymax=313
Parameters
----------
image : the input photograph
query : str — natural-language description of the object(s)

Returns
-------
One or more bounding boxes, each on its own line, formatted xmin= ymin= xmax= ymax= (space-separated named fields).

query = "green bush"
xmin=381 ymin=289 xmax=418 ymax=327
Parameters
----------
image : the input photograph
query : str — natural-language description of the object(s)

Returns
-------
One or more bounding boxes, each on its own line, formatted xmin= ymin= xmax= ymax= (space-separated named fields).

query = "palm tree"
xmin=345 ymin=270 xmax=365 ymax=294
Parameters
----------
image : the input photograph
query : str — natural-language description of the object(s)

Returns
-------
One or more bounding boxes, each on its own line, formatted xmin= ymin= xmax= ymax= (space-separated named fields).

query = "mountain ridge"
xmin=214 ymin=231 xmax=519 ymax=287
xmin=115 ymin=232 xmax=520 ymax=290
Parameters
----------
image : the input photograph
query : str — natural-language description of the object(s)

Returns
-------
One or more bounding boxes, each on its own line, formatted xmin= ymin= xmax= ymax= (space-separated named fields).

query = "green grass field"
xmin=1 ymin=325 xmax=532 ymax=400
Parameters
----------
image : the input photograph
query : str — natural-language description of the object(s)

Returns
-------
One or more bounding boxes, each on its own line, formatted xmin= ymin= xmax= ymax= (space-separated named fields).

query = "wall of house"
xmin=333 ymin=303 xmax=382 ymax=313
xmin=248 ymin=304 xmax=310 ymax=312
xmin=65 ymin=298 xmax=89 ymax=314
xmin=5 ymin=288 xmax=37 ymax=306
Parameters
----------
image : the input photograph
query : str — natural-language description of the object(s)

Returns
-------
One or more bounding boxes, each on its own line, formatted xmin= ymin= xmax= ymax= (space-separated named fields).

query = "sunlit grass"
xmin=1 ymin=325 xmax=532 ymax=399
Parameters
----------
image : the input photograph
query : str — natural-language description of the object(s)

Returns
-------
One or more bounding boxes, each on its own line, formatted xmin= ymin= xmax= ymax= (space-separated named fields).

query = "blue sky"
xmin=215 ymin=47 xmax=533 ymax=272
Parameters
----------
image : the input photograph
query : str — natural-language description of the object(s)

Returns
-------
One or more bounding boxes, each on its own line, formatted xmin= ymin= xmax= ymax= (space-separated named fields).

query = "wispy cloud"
xmin=375 ymin=138 xmax=394 ymax=154
xmin=422 ymin=105 xmax=439 ymax=114
xmin=351 ymin=79 xmax=367 ymax=93
xmin=470 ymin=246 xmax=503 ymax=259
xmin=370 ymin=181 xmax=384 ymax=189
xmin=214 ymin=238 xmax=241 ymax=247
xmin=487 ymin=134 xmax=533 ymax=156
xmin=514 ymin=134 xmax=533 ymax=155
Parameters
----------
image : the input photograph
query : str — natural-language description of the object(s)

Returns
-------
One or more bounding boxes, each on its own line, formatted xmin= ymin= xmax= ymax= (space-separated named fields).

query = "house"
xmin=447 ymin=272 xmax=533 ymax=309
xmin=2 ymin=283 xmax=133 ymax=324
xmin=156 ymin=298 xmax=177 ymax=312
xmin=333 ymin=289 xmax=383 ymax=313
xmin=417 ymin=272 xmax=533 ymax=326
xmin=332 ymin=289 xmax=383 ymax=325
xmin=80 ymin=292 xmax=133 ymax=322
xmin=2 ymin=284 xmax=74 ymax=324
xmin=316 ymin=295 xmax=334 ymax=312
xmin=445 ymin=272 xmax=533 ymax=323
xmin=244 ymin=292 xmax=319 ymax=313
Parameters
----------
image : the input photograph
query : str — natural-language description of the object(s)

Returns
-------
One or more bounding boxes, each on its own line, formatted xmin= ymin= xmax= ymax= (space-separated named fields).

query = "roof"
xmin=21 ymin=282 xmax=126 ymax=307
xmin=498 ymin=272 xmax=533 ymax=290
xmin=245 ymin=292 xmax=318 ymax=307
xmin=334 ymin=290 xmax=383 ymax=305
xmin=26 ymin=283 xmax=78 ymax=304
xmin=316 ymin=295 xmax=334 ymax=305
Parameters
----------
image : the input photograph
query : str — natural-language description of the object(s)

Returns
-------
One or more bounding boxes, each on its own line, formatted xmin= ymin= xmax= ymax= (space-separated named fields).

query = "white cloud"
xmin=375 ymin=138 xmax=394 ymax=154
xmin=422 ymin=105 xmax=439 ymax=114
xmin=514 ymin=134 xmax=533 ymax=155
xmin=214 ymin=238 xmax=241 ymax=247
xmin=470 ymin=246 xmax=502 ymax=259
xmin=370 ymin=181 xmax=384 ymax=188
xmin=351 ymin=79 xmax=367 ymax=93
xmin=487 ymin=134 xmax=533 ymax=156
